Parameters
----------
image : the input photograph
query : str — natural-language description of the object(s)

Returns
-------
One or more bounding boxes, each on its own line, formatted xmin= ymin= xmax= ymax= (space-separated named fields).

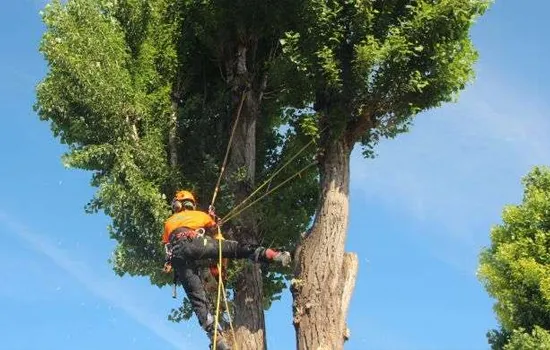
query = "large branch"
xmin=168 ymin=100 xmax=178 ymax=167
xmin=344 ymin=92 xmax=403 ymax=146
xmin=345 ymin=111 xmax=374 ymax=147
xmin=124 ymin=108 xmax=140 ymax=142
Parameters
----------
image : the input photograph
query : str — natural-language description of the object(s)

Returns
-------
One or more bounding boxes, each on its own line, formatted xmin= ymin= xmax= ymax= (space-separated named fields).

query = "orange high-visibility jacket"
xmin=162 ymin=210 xmax=216 ymax=244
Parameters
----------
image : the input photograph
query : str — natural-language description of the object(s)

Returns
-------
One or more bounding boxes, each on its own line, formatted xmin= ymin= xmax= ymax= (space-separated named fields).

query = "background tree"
xmin=478 ymin=166 xmax=550 ymax=350
xmin=36 ymin=0 xmax=318 ymax=348
xmin=276 ymin=1 xmax=492 ymax=348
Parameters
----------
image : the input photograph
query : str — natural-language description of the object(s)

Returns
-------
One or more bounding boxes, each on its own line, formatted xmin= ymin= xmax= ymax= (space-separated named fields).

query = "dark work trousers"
xmin=170 ymin=235 xmax=267 ymax=330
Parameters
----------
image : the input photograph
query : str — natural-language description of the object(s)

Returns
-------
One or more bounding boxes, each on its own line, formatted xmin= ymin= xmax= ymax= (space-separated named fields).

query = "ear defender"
xmin=171 ymin=199 xmax=183 ymax=213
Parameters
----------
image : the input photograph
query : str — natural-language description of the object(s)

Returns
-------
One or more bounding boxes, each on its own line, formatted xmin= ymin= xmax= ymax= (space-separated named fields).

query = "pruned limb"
xmin=341 ymin=252 xmax=358 ymax=342
xmin=345 ymin=111 xmax=374 ymax=147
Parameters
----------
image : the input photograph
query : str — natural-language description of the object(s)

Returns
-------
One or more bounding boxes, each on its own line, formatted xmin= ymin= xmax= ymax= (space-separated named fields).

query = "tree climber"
xmin=163 ymin=190 xmax=291 ymax=350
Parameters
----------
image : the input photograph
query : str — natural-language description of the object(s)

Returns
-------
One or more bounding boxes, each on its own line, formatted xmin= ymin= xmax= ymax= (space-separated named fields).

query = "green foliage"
xmin=168 ymin=297 xmax=194 ymax=323
xmin=279 ymin=0 xmax=492 ymax=155
xmin=36 ymin=0 xmax=186 ymax=285
xmin=504 ymin=327 xmax=550 ymax=350
xmin=487 ymin=329 xmax=512 ymax=350
xmin=478 ymin=166 xmax=550 ymax=349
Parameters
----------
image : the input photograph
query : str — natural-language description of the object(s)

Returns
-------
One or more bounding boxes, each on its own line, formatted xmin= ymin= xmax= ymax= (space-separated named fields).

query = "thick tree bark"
xmin=229 ymin=90 xmax=267 ymax=350
xmin=233 ymin=250 xmax=266 ymax=350
xmin=292 ymin=137 xmax=357 ymax=350
xmin=225 ymin=42 xmax=267 ymax=350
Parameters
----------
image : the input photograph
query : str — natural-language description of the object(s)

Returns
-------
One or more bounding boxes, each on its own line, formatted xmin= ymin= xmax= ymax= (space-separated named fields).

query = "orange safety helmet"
xmin=174 ymin=190 xmax=196 ymax=203
xmin=172 ymin=190 xmax=196 ymax=212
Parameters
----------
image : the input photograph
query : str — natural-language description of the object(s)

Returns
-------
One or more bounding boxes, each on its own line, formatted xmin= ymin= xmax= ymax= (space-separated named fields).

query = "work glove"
xmin=208 ymin=205 xmax=222 ymax=225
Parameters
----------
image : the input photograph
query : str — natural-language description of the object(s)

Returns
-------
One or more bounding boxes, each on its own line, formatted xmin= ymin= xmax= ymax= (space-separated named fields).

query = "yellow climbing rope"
xmin=209 ymin=91 xmax=247 ymax=350
xmin=223 ymin=161 xmax=316 ymax=223
xmin=210 ymin=91 xmax=246 ymax=210
xmin=208 ymin=90 xmax=322 ymax=349
xmin=222 ymin=127 xmax=325 ymax=223
xmin=222 ymin=134 xmax=321 ymax=222
xmin=221 ymin=278 xmax=237 ymax=347
xmin=212 ymin=226 xmax=231 ymax=350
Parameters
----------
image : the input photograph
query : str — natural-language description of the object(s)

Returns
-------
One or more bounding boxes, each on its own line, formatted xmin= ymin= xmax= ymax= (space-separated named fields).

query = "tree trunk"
xmin=225 ymin=43 xmax=267 ymax=350
xmin=233 ymin=249 xmax=266 ymax=350
xmin=292 ymin=137 xmax=358 ymax=350
xmin=230 ymin=90 xmax=267 ymax=350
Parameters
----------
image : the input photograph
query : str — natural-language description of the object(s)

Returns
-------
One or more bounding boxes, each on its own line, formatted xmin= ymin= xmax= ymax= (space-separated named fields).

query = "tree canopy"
xmin=279 ymin=0 xmax=492 ymax=154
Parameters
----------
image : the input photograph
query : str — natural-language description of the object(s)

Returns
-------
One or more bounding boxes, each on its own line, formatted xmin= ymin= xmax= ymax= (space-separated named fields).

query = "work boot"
xmin=208 ymin=330 xmax=232 ymax=350
xmin=272 ymin=251 xmax=292 ymax=267
xmin=253 ymin=248 xmax=292 ymax=267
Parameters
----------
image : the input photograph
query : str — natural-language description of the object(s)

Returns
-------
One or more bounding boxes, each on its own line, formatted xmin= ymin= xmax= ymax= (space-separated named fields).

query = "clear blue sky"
xmin=1 ymin=1 xmax=549 ymax=349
